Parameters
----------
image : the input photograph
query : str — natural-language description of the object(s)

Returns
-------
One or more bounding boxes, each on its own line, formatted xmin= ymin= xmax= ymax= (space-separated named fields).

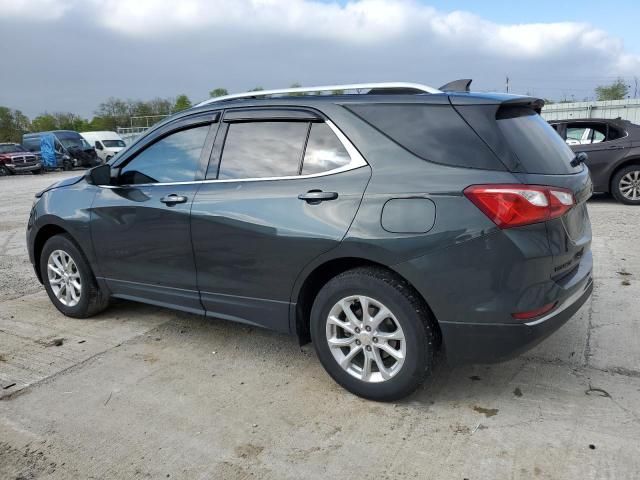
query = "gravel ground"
xmin=1 ymin=171 xmax=639 ymax=479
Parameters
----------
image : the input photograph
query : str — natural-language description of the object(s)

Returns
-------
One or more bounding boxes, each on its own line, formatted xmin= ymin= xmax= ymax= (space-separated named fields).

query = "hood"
xmin=35 ymin=174 xmax=84 ymax=198
xmin=0 ymin=151 xmax=32 ymax=159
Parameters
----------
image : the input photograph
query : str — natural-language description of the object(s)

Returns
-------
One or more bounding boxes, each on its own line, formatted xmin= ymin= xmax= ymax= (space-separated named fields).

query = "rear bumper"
xmin=440 ymin=275 xmax=592 ymax=365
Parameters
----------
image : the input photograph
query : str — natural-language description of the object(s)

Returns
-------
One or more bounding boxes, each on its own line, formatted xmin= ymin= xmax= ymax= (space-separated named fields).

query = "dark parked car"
xmin=27 ymin=82 xmax=593 ymax=401
xmin=0 ymin=143 xmax=43 ymax=175
xmin=549 ymin=118 xmax=640 ymax=204
xmin=23 ymin=130 xmax=99 ymax=170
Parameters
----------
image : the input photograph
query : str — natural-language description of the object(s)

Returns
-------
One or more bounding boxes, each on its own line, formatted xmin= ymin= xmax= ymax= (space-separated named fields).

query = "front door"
xmin=191 ymin=109 xmax=371 ymax=332
xmin=91 ymin=118 xmax=217 ymax=313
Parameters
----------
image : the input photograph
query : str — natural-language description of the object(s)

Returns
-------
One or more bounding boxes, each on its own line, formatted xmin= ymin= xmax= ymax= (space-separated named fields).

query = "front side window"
xmin=119 ymin=124 xmax=210 ymax=184
xmin=301 ymin=123 xmax=350 ymax=175
xmin=218 ymin=122 xmax=308 ymax=179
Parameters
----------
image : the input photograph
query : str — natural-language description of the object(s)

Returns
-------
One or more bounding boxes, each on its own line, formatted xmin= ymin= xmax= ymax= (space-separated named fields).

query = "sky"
xmin=1 ymin=0 xmax=639 ymax=118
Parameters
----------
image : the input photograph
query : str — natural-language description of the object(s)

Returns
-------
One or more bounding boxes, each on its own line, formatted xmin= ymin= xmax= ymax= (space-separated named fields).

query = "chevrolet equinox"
xmin=27 ymin=82 xmax=594 ymax=401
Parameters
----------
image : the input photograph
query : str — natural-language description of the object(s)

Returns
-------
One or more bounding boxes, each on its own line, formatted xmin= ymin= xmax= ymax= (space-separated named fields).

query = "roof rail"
xmin=196 ymin=82 xmax=442 ymax=107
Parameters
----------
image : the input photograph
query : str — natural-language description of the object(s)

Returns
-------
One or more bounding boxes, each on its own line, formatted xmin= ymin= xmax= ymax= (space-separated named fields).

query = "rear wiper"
xmin=570 ymin=151 xmax=588 ymax=168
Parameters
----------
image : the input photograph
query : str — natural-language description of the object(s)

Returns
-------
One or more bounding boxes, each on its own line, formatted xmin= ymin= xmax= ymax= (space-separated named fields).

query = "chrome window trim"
xmin=100 ymin=120 xmax=367 ymax=188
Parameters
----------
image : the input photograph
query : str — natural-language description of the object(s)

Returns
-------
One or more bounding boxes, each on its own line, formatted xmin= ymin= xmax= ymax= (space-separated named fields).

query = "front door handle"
xmin=298 ymin=190 xmax=339 ymax=204
xmin=160 ymin=194 xmax=188 ymax=205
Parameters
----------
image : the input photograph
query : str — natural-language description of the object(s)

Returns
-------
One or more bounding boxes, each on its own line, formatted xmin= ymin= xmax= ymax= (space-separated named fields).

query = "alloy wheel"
xmin=326 ymin=295 xmax=406 ymax=383
xmin=47 ymin=249 xmax=82 ymax=307
xmin=619 ymin=170 xmax=640 ymax=201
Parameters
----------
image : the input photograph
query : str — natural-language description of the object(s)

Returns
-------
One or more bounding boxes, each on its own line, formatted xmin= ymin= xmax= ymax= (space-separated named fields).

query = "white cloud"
xmin=3 ymin=0 xmax=638 ymax=71
xmin=0 ymin=0 xmax=73 ymax=20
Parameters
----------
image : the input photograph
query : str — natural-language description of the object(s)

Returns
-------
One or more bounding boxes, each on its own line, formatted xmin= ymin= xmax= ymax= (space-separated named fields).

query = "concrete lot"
xmin=1 ymin=171 xmax=639 ymax=479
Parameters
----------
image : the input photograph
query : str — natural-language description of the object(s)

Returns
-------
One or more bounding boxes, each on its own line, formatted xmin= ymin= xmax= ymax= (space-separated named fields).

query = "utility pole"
xmin=634 ymin=76 xmax=638 ymax=99
xmin=505 ymin=75 xmax=510 ymax=93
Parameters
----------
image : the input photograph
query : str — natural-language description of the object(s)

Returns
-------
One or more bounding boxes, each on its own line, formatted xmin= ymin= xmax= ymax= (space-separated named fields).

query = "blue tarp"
xmin=40 ymin=134 xmax=57 ymax=168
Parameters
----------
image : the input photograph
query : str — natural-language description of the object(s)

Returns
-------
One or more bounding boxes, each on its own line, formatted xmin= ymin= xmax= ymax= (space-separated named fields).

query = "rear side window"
xmin=218 ymin=122 xmax=308 ymax=179
xmin=497 ymin=108 xmax=579 ymax=174
xmin=346 ymin=104 xmax=505 ymax=170
xmin=302 ymin=123 xmax=350 ymax=175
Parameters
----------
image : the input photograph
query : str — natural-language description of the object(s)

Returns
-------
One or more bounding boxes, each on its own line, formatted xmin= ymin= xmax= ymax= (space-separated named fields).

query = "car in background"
xmin=23 ymin=131 xmax=99 ymax=170
xmin=80 ymin=131 xmax=126 ymax=163
xmin=0 ymin=143 xmax=42 ymax=176
xmin=549 ymin=118 xmax=640 ymax=204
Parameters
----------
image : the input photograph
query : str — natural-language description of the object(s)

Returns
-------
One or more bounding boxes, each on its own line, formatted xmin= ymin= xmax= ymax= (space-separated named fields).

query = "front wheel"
xmin=62 ymin=160 xmax=73 ymax=171
xmin=310 ymin=267 xmax=436 ymax=401
xmin=0 ymin=165 xmax=12 ymax=176
xmin=612 ymin=165 xmax=640 ymax=205
xmin=32 ymin=167 xmax=44 ymax=175
xmin=40 ymin=234 xmax=109 ymax=318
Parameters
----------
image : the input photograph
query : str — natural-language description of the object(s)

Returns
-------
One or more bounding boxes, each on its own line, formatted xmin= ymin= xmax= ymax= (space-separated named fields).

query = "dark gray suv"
xmin=27 ymin=82 xmax=593 ymax=401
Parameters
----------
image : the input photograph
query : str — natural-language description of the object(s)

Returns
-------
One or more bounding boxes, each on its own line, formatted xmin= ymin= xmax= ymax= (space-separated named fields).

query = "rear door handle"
xmin=160 ymin=194 xmax=188 ymax=205
xmin=607 ymin=145 xmax=624 ymax=150
xmin=298 ymin=190 xmax=339 ymax=204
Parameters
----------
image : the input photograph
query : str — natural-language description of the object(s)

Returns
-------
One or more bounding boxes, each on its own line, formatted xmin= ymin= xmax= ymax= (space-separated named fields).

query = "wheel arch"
xmin=292 ymin=256 xmax=442 ymax=348
xmin=32 ymin=223 xmax=78 ymax=282
xmin=610 ymin=157 xmax=640 ymax=192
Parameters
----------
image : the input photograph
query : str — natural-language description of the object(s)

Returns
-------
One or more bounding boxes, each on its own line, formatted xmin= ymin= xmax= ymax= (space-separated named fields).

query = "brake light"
xmin=464 ymin=184 xmax=575 ymax=229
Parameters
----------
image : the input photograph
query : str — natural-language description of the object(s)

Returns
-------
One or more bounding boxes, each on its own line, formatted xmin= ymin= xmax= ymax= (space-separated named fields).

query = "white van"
xmin=80 ymin=131 xmax=126 ymax=162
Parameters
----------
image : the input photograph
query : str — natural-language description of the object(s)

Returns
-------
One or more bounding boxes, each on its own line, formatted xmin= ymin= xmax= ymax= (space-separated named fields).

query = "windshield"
xmin=0 ymin=144 xmax=25 ymax=154
xmin=56 ymin=132 xmax=91 ymax=150
xmin=103 ymin=139 xmax=126 ymax=148
xmin=496 ymin=108 xmax=580 ymax=175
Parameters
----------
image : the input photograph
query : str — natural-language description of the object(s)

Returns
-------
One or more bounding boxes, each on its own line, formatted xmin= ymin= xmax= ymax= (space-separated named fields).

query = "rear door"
xmin=191 ymin=108 xmax=371 ymax=332
xmin=565 ymin=122 xmax=630 ymax=192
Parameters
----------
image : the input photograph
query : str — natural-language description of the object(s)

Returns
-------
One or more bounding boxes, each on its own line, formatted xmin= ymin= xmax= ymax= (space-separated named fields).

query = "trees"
xmin=209 ymin=88 xmax=228 ymax=98
xmin=595 ymin=78 xmax=630 ymax=101
xmin=0 ymin=107 xmax=31 ymax=142
xmin=173 ymin=95 xmax=192 ymax=112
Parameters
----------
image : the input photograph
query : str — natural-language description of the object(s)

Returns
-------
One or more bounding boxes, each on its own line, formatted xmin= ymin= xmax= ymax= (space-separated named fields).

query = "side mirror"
xmin=87 ymin=163 xmax=111 ymax=186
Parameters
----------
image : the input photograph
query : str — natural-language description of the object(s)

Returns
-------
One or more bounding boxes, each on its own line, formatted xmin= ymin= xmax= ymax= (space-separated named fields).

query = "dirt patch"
xmin=513 ymin=387 xmax=523 ymax=397
xmin=472 ymin=406 xmax=499 ymax=417
xmin=0 ymin=442 xmax=57 ymax=479
xmin=234 ymin=443 xmax=264 ymax=460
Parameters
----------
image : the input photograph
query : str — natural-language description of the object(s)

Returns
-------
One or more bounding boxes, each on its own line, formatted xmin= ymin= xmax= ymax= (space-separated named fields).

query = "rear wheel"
xmin=612 ymin=165 xmax=640 ymax=205
xmin=310 ymin=267 xmax=436 ymax=401
xmin=40 ymin=234 xmax=109 ymax=318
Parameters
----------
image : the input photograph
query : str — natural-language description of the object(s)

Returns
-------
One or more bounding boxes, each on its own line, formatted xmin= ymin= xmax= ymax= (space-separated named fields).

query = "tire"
xmin=310 ymin=267 xmax=436 ymax=401
xmin=32 ymin=167 xmax=44 ymax=175
xmin=612 ymin=165 xmax=640 ymax=205
xmin=40 ymin=234 xmax=109 ymax=318
xmin=63 ymin=160 xmax=73 ymax=171
xmin=0 ymin=165 xmax=12 ymax=176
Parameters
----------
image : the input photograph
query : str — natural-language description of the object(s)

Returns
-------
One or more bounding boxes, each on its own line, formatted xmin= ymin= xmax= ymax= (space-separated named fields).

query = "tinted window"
xmin=103 ymin=139 xmax=126 ymax=148
xmin=0 ymin=144 xmax=25 ymax=154
xmin=218 ymin=122 xmax=307 ymax=179
xmin=346 ymin=104 xmax=505 ymax=170
xmin=120 ymin=125 xmax=210 ymax=184
xmin=302 ymin=123 xmax=350 ymax=175
xmin=55 ymin=131 xmax=91 ymax=150
xmin=497 ymin=108 xmax=579 ymax=174
xmin=23 ymin=138 xmax=40 ymax=152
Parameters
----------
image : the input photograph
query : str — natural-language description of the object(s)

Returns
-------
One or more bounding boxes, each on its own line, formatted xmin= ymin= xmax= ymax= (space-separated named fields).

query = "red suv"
xmin=0 ymin=143 xmax=43 ymax=176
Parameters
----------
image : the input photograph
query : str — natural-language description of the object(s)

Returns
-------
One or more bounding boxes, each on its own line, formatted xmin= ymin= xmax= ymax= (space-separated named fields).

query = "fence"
xmin=541 ymin=99 xmax=640 ymax=123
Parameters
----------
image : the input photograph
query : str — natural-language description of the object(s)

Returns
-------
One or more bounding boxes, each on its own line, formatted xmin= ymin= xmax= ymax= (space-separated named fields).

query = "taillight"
xmin=463 ymin=184 xmax=575 ymax=229
xmin=511 ymin=302 xmax=557 ymax=320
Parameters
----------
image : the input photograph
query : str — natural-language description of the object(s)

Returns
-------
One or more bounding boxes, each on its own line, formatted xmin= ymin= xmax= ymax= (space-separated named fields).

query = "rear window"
xmin=497 ymin=108 xmax=579 ymax=175
xmin=345 ymin=104 xmax=505 ymax=170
